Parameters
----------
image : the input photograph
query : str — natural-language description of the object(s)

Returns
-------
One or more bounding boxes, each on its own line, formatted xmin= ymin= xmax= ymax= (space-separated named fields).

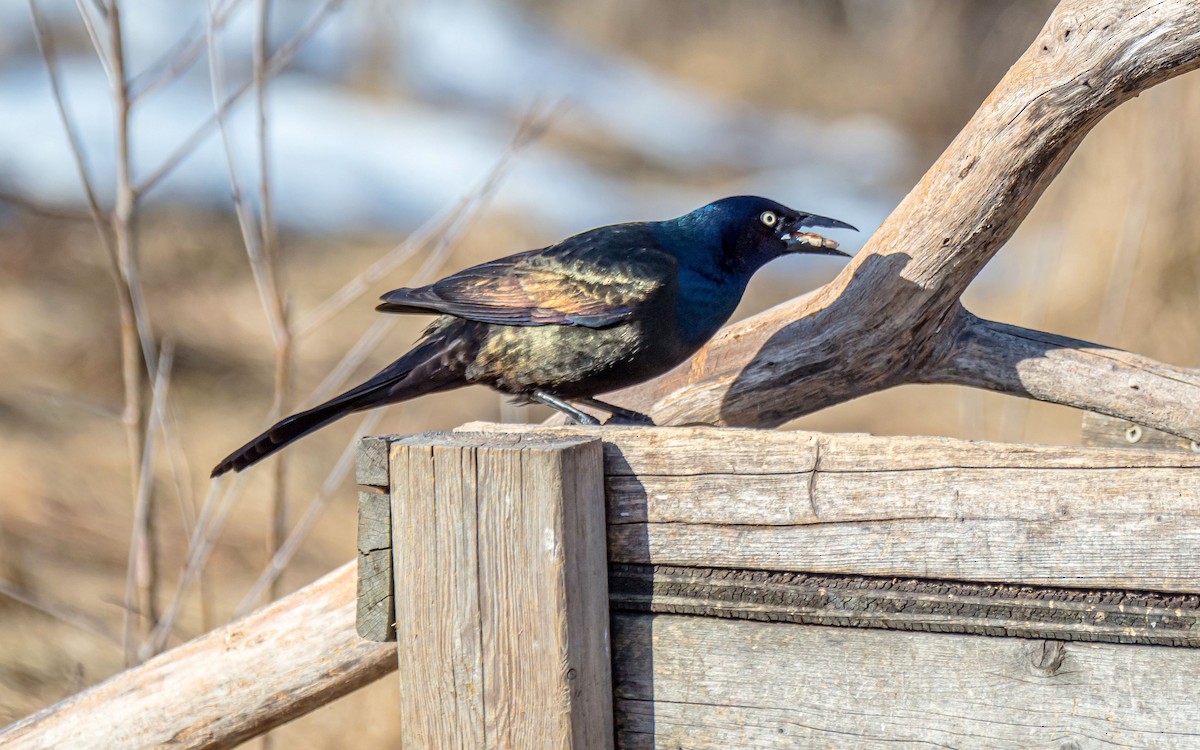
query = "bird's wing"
xmin=377 ymin=227 xmax=678 ymax=328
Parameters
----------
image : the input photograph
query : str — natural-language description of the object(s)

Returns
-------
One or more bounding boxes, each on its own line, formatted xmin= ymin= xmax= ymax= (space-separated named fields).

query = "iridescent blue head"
xmin=646 ymin=196 xmax=856 ymax=345
xmin=670 ymin=196 xmax=857 ymax=277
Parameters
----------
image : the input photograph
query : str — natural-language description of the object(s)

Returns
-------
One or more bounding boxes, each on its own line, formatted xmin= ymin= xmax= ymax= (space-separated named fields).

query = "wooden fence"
xmin=2 ymin=419 xmax=1198 ymax=748
xmin=353 ymin=422 xmax=1200 ymax=748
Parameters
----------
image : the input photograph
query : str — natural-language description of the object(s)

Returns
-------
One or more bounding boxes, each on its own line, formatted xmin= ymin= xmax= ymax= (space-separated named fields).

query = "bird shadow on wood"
xmin=596 ymin=448 xmax=657 ymax=743
xmin=718 ymin=252 xmax=924 ymax=427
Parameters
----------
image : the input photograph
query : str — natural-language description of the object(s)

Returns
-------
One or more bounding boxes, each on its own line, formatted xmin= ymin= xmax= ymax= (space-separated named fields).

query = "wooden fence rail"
xmin=0 ymin=563 xmax=394 ymax=750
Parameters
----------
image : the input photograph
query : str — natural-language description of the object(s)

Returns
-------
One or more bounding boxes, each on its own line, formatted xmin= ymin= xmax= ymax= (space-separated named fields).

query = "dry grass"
xmin=2 ymin=2 xmax=1199 ymax=746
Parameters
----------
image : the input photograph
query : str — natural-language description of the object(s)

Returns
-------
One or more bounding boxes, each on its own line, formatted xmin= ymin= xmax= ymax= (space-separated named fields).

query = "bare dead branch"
xmin=2 ymin=563 xmax=395 ymax=750
xmin=608 ymin=0 xmax=1200 ymax=441
xmin=302 ymin=214 xmax=466 ymax=406
xmin=922 ymin=310 xmax=1200 ymax=437
xmin=20 ymin=387 xmax=122 ymax=421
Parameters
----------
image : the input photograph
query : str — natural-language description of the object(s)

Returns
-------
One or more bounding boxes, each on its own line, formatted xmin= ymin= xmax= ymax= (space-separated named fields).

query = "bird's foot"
xmin=530 ymin=389 xmax=602 ymax=425
xmin=577 ymin=398 xmax=656 ymax=426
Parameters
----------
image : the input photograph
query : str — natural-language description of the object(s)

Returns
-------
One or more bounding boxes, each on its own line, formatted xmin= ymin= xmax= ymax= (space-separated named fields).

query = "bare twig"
xmin=103 ymin=0 xmax=161 ymax=650
xmin=133 ymin=0 xmax=345 ymax=198
xmin=205 ymin=0 xmax=294 ymax=613
xmin=122 ymin=342 xmax=173 ymax=664
xmin=302 ymin=210 xmax=474 ymax=406
xmin=27 ymin=0 xmax=116 ymax=266
xmin=154 ymin=127 xmax=526 ymax=646
xmin=142 ymin=476 xmax=243 ymax=657
xmin=20 ymin=387 xmax=122 ymax=421
xmin=143 ymin=0 xmax=348 ymax=657
xmin=0 ymin=191 xmax=93 ymax=222
xmin=0 ymin=580 xmax=122 ymax=647
xmin=293 ymin=209 xmax=456 ymax=338
xmin=73 ymin=0 xmax=112 ymax=81
xmin=293 ymin=107 xmax=556 ymax=339
xmin=299 ymin=108 xmax=554 ymax=406
xmin=127 ymin=0 xmax=246 ymax=103
xmin=253 ymin=0 xmax=293 ymax=613
xmin=234 ymin=408 xmax=386 ymax=617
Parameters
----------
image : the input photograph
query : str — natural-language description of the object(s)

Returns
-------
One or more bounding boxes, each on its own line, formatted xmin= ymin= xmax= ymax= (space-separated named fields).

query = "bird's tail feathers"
xmin=210 ymin=336 xmax=461 ymax=477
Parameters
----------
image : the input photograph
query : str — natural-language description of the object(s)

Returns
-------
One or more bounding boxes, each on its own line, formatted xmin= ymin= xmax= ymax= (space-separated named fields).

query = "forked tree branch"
xmin=610 ymin=0 xmax=1200 ymax=440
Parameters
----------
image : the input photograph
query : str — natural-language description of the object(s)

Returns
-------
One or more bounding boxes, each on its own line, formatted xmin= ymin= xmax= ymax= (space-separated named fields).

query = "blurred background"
xmin=1 ymin=0 xmax=1197 ymax=745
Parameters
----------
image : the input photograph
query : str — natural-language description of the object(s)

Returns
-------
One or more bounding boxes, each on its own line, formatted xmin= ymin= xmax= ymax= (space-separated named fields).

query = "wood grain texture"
xmin=356 ymin=488 xmax=395 ymax=641
xmin=356 ymin=435 xmax=391 ymax=488
xmin=612 ymin=613 xmax=1200 ymax=749
xmin=1082 ymin=410 xmax=1200 ymax=453
xmin=391 ymin=433 xmax=613 ymax=749
xmin=0 ymin=562 xmax=396 ymax=750
xmin=609 ymin=564 xmax=1200 ymax=647
xmin=461 ymin=424 xmax=1200 ymax=591
xmin=583 ymin=0 xmax=1200 ymax=442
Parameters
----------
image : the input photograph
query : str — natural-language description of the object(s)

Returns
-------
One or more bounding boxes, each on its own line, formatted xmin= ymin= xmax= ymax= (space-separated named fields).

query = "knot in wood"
xmin=1029 ymin=639 xmax=1067 ymax=676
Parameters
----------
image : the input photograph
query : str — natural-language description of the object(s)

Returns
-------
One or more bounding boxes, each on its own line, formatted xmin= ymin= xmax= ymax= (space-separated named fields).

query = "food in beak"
xmin=782 ymin=230 xmax=839 ymax=250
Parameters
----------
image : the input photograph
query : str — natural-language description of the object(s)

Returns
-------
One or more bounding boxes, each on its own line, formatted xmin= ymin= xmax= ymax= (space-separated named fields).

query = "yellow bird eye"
xmin=760 ymin=211 xmax=778 ymax=227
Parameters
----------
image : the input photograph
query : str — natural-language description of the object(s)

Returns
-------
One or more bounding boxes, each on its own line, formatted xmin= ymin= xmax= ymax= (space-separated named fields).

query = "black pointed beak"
xmin=780 ymin=213 xmax=857 ymax=257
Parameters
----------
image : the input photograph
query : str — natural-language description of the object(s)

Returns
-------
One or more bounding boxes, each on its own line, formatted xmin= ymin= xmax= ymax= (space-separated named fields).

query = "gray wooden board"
xmin=459 ymin=424 xmax=1200 ymax=592
xmin=612 ymin=613 xmax=1200 ymax=749
xmin=360 ymin=425 xmax=1200 ymax=644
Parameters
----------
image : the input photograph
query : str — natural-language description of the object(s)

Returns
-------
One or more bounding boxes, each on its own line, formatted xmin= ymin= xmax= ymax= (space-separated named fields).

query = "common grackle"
xmin=211 ymin=196 xmax=855 ymax=476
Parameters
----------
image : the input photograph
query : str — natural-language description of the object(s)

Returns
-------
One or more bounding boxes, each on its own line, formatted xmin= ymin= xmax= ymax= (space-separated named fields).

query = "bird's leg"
xmin=575 ymin=397 xmax=655 ymax=426
xmin=531 ymin=390 xmax=601 ymax=426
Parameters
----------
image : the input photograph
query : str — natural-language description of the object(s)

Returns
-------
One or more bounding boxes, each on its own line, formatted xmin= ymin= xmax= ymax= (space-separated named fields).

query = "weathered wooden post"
xmin=359 ymin=432 xmax=613 ymax=749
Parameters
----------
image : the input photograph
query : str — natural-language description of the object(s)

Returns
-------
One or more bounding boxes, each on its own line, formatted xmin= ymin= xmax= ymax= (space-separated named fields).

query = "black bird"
xmin=211 ymin=196 xmax=855 ymax=476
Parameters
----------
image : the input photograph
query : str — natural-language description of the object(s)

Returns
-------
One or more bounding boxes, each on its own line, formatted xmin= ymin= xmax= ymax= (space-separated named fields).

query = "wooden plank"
xmin=0 ymin=562 xmax=396 ymax=750
xmin=461 ymin=422 xmax=1200 ymax=473
xmin=460 ymin=424 xmax=1200 ymax=592
xmin=356 ymin=488 xmax=395 ymax=641
xmin=392 ymin=434 xmax=613 ymax=749
xmin=609 ymin=564 xmax=1200 ymax=647
xmin=1082 ymin=411 xmax=1200 ymax=452
xmin=612 ymin=613 xmax=1200 ymax=749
